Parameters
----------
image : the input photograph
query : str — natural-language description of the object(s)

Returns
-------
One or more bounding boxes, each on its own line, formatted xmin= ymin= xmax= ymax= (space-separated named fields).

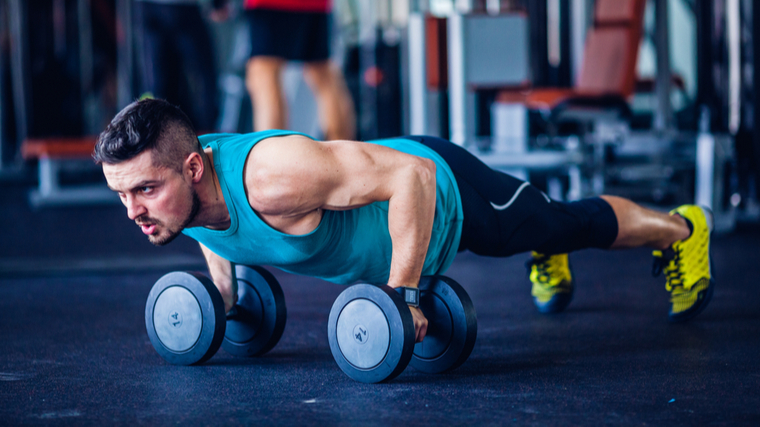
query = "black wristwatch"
xmin=396 ymin=286 xmax=420 ymax=308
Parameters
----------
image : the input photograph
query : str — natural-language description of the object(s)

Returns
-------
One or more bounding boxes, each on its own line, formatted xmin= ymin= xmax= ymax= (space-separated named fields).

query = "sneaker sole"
xmin=534 ymin=290 xmax=574 ymax=314
xmin=668 ymin=278 xmax=714 ymax=323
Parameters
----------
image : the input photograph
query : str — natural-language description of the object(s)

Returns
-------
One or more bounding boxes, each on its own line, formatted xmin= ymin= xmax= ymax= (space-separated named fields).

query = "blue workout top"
xmin=182 ymin=130 xmax=463 ymax=285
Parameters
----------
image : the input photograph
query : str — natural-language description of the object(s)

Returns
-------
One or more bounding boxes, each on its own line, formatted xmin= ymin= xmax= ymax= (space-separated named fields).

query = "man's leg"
xmin=303 ymin=60 xmax=356 ymax=140
xmin=589 ymin=196 xmax=714 ymax=322
xmin=408 ymin=136 xmax=714 ymax=321
xmin=405 ymin=136 xmax=618 ymax=256
xmin=601 ymin=195 xmax=689 ymax=249
xmin=524 ymin=196 xmax=690 ymax=314
xmin=245 ymin=57 xmax=288 ymax=131
xmin=585 ymin=196 xmax=714 ymax=322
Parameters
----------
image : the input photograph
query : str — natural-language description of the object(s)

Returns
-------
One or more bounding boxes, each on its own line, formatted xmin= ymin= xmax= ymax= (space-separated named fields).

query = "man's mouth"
xmin=140 ymin=223 xmax=157 ymax=235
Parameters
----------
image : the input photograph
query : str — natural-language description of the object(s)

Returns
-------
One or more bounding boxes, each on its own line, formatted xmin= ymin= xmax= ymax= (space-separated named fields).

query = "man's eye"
xmin=141 ymin=187 xmax=153 ymax=194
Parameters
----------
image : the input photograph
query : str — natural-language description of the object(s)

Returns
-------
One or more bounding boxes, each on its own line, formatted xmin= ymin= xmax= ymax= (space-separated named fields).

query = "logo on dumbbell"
xmin=169 ymin=311 xmax=183 ymax=328
xmin=353 ymin=324 xmax=368 ymax=344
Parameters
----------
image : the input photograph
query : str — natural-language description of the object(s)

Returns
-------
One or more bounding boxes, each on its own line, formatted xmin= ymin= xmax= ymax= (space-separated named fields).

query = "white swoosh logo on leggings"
xmin=490 ymin=182 xmax=550 ymax=210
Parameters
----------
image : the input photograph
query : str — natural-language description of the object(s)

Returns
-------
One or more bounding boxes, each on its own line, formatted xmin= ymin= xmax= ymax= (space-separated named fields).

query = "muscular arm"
xmin=199 ymin=242 xmax=237 ymax=312
xmin=246 ymin=135 xmax=437 ymax=290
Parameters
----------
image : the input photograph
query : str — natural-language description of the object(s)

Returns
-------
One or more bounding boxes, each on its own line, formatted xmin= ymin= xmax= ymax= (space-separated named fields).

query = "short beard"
xmin=149 ymin=189 xmax=201 ymax=246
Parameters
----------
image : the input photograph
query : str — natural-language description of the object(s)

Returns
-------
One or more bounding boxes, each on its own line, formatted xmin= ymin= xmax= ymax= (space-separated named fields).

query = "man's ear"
xmin=185 ymin=152 xmax=204 ymax=184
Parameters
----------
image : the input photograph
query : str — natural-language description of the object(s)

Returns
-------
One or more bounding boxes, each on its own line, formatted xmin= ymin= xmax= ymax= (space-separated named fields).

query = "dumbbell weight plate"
xmin=328 ymin=284 xmax=415 ymax=383
xmin=222 ymin=265 xmax=287 ymax=357
xmin=145 ymin=272 xmax=226 ymax=365
xmin=410 ymin=276 xmax=477 ymax=374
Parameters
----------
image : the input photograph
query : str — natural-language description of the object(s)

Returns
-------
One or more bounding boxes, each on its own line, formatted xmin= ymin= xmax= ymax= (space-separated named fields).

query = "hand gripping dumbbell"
xmin=327 ymin=276 xmax=477 ymax=383
xmin=144 ymin=265 xmax=287 ymax=365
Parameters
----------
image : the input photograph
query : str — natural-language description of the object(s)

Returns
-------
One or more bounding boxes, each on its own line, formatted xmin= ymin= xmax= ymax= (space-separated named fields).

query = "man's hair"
xmin=93 ymin=98 xmax=202 ymax=173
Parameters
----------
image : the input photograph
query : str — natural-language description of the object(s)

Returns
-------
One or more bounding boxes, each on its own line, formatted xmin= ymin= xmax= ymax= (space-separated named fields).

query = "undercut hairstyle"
xmin=93 ymin=98 xmax=202 ymax=173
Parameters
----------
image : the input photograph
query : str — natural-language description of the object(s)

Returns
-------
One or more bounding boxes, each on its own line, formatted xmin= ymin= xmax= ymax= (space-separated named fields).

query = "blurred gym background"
xmin=0 ymin=0 xmax=758 ymax=274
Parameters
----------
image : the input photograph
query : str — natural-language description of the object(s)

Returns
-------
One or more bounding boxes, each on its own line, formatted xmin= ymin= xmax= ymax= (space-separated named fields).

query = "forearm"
xmin=386 ymin=160 xmax=437 ymax=289
xmin=199 ymin=243 xmax=237 ymax=311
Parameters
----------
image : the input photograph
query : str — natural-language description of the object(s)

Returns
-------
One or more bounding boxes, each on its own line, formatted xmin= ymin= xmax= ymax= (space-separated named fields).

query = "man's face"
xmin=103 ymin=150 xmax=200 ymax=246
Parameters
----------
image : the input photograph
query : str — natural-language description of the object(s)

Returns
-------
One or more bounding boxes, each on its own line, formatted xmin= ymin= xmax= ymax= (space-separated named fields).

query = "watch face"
xmin=404 ymin=288 xmax=419 ymax=305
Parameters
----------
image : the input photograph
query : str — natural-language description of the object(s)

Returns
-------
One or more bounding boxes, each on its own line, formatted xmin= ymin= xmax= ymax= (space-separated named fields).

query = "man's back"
xmin=182 ymin=131 xmax=463 ymax=285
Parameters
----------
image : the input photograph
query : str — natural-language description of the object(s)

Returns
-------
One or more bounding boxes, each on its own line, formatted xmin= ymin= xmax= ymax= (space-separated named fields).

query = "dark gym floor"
xmin=2 ymin=182 xmax=760 ymax=426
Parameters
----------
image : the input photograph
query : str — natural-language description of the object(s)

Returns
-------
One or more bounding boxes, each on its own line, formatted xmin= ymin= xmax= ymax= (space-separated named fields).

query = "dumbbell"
xmin=327 ymin=276 xmax=477 ymax=383
xmin=144 ymin=265 xmax=287 ymax=365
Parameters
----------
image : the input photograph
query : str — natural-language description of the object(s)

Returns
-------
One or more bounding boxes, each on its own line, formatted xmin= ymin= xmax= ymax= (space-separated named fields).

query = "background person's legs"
xmin=245 ymin=57 xmax=288 ymax=131
xmin=135 ymin=2 xmax=170 ymax=99
xmin=172 ymin=5 xmax=219 ymax=132
xmin=303 ymin=60 xmax=356 ymax=140
xmin=244 ymin=8 xmax=339 ymax=135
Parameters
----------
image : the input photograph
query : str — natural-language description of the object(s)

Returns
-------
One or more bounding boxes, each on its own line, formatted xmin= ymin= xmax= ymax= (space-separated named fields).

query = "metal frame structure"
xmin=406 ymin=0 xmax=736 ymax=229
xmin=30 ymin=157 xmax=118 ymax=207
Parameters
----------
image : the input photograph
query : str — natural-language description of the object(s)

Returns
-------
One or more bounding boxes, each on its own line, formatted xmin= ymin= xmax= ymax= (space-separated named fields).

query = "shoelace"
xmin=652 ymin=246 xmax=684 ymax=292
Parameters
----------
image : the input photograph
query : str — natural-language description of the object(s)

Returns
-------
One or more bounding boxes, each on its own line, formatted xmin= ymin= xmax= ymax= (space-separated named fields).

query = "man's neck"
xmin=191 ymin=150 xmax=231 ymax=231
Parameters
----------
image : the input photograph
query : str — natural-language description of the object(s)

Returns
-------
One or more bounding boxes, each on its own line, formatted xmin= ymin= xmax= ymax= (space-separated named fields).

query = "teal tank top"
xmin=183 ymin=130 xmax=463 ymax=285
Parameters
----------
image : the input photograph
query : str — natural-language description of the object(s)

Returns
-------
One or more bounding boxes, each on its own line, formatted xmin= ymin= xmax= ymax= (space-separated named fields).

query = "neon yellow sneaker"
xmin=652 ymin=205 xmax=715 ymax=323
xmin=527 ymin=252 xmax=574 ymax=314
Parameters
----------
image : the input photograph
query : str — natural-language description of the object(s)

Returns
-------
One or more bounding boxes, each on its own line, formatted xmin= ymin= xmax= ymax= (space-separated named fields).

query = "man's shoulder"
xmin=248 ymin=134 xmax=320 ymax=168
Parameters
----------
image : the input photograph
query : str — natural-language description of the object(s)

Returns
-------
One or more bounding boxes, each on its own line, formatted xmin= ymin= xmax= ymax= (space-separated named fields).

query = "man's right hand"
xmin=217 ymin=278 xmax=238 ymax=313
xmin=199 ymin=243 xmax=237 ymax=313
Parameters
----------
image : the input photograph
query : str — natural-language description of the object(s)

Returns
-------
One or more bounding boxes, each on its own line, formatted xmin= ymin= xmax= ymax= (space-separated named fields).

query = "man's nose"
xmin=125 ymin=195 xmax=146 ymax=220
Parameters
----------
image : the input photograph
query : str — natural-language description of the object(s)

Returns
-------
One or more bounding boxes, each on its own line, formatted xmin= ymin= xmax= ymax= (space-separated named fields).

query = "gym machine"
xmin=407 ymin=0 xmax=739 ymax=232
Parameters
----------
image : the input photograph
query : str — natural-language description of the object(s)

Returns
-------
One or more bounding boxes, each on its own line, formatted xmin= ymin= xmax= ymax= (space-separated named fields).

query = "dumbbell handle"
xmin=225 ymin=305 xmax=255 ymax=323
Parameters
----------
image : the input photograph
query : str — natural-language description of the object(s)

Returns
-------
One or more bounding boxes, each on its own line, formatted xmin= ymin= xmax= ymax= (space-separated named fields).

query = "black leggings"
xmin=404 ymin=136 xmax=619 ymax=257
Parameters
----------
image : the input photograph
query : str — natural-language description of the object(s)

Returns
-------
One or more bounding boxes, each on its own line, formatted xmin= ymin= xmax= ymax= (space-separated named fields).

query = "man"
xmin=94 ymin=99 xmax=714 ymax=343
